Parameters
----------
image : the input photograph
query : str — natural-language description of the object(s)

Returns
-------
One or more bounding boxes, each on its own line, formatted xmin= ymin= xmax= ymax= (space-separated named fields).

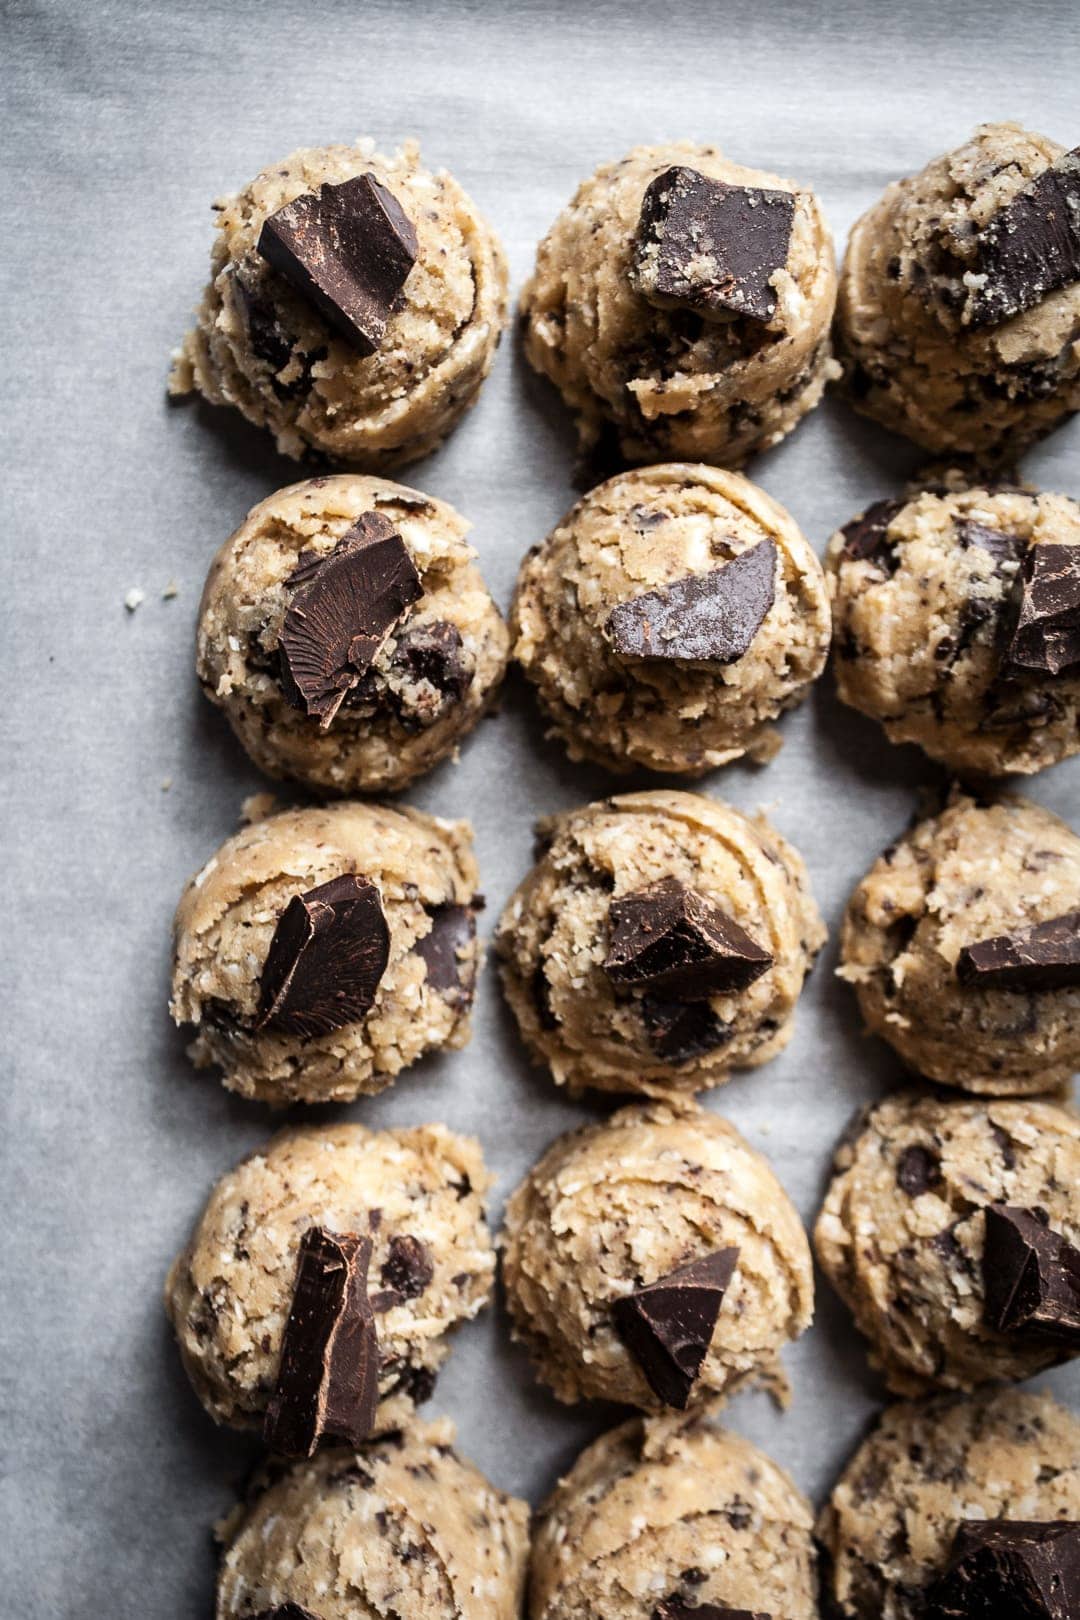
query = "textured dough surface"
xmin=502 ymin=1100 xmax=813 ymax=1408
xmin=827 ymin=478 xmax=1080 ymax=776
xmin=198 ymin=475 xmax=509 ymax=795
xmin=170 ymin=139 xmax=508 ymax=470
xmin=216 ymin=1419 xmax=529 ymax=1620
xmin=817 ymin=1387 xmax=1080 ymax=1620
xmin=521 ymin=141 xmax=837 ymax=467
xmin=513 ymin=464 xmax=830 ymax=774
xmin=840 ymin=791 xmax=1080 ymax=1093
xmin=530 ymin=1406 xmax=819 ymax=1620
xmin=171 ymin=801 xmax=480 ymax=1104
xmin=815 ymin=1090 xmax=1080 ymax=1394
xmin=165 ymin=1122 xmax=494 ymax=1434
xmin=837 ymin=123 xmax=1080 ymax=456
xmin=497 ymin=791 xmax=825 ymax=1097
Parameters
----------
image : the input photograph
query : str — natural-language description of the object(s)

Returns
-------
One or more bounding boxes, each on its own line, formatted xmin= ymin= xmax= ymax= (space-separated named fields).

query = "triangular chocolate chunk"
xmin=605 ymin=540 xmax=776 ymax=664
xmin=605 ymin=878 xmax=773 ymax=997
xmin=956 ymin=911 xmax=1080 ymax=991
xmin=924 ymin=1520 xmax=1080 ymax=1620
xmin=982 ymin=1205 xmax=1080 ymax=1345
xmin=964 ymin=146 xmax=1080 ymax=329
xmin=613 ymin=1247 xmax=739 ymax=1408
xmin=255 ymin=873 xmax=390 ymax=1039
xmin=1004 ymin=544 xmax=1080 ymax=677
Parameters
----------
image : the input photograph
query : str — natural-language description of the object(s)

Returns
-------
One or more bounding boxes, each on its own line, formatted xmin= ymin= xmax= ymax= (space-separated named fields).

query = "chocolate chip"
xmin=392 ymin=619 xmax=471 ymax=707
xmin=964 ymin=147 xmax=1080 ymax=329
xmin=253 ymin=1607 xmax=323 ymax=1620
xmin=982 ymin=1205 xmax=1080 ymax=1345
xmin=257 ymin=173 xmax=419 ymax=356
xmin=640 ymin=995 xmax=733 ymax=1063
xmin=924 ymin=1519 xmax=1080 ymax=1620
xmin=840 ymin=498 xmax=905 ymax=571
xmin=255 ymin=874 xmax=390 ymax=1039
xmin=380 ymin=1235 xmax=434 ymax=1301
xmin=896 ymin=1144 xmax=942 ymax=1197
xmin=605 ymin=878 xmax=772 ymax=998
xmin=414 ymin=904 xmax=476 ymax=1006
xmin=632 ymin=166 xmax=795 ymax=324
xmin=605 ymin=540 xmax=776 ymax=664
xmin=263 ymin=1227 xmax=379 ymax=1458
xmin=1004 ymin=544 xmax=1080 ymax=676
xmin=612 ymin=1248 xmax=739 ymax=1408
xmin=956 ymin=912 xmax=1080 ymax=991
xmin=954 ymin=519 xmax=1025 ymax=572
xmin=654 ymin=1604 xmax=772 ymax=1620
xmin=279 ymin=513 xmax=423 ymax=728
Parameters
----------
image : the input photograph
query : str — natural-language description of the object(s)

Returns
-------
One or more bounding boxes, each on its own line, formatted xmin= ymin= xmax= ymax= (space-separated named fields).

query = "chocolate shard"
xmin=632 ymin=166 xmax=795 ymax=324
xmin=612 ymin=1247 xmax=740 ymax=1408
xmin=605 ymin=540 xmax=776 ymax=664
xmin=380 ymin=1235 xmax=435 ymax=1301
xmin=924 ymin=1519 xmax=1080 ymax=1620
xmin=257 ymin=172 xmax=419 ymax=356
xmin=896 ymin=1143 xmax=941 ymax=1197
xmin=954 ymin=518 xmax=1026 ymax=572
xmin=252 ymin=1607 xmax=324 ymax=1620
xmin=956 ymin=911 xmax=1080 ymax=992
xmin=982 ymin=1205 xmax=1080 ymax=1345
xmin=255 ymin=873 xmax=390 ymax=1039
xmin=263 ymin=1227 xmax=379 ymax=1458
xmin=964 ymin=146 xmax=1080 ymax=329
xmin=392 ymin=619 xmax=472 ymax=708
xmin=654 ymin=1603 xmax=772 ymax=1620
xmin=839 ymin=497 xmax=906 ymax=570
xmin=605 ymin=878 xmax=772 ymax=998
xmin=1004 ymin=544 xmax=1080 ymax=676
xmin=279 ymin=512 xmax=423 ymax=728
xmin=414 ymin=903 xmax=477 ymax=1005
xmin=640 ymin=994 xmax=733 ymax=1064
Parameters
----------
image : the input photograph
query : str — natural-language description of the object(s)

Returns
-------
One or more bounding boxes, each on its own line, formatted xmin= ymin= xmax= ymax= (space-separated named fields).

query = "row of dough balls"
xmin=171 ymin=126 xmax=1080 ymax=471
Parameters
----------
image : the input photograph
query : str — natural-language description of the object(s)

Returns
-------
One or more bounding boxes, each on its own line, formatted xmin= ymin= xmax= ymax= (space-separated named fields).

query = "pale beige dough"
xmin=827 ymin=477 xmax=1080 ymax=776
xmin=815 ymin=1090 xmax=1080 ymax=1395
xmin=496 ymin=791 xmax=825 ymax=1098
xmin=216 ymin=1419 xmax=529 ymax=1620
xmin=840 ymin=790 xmax=1080 ymax=1094
xmin=170 ymin=139 xmax=508 ymax=470
xmin=521 ymin=141 xmax=837 ymax=467
xmin=165 ymin=1121 xmax=494 ymax=1436
xmin=502 ymin=1100 xmax=812 ymax=1409
xmin=837 ymin=123 xmax=1080 ymax=457
xmin=530 ymin=1406 xmax=819 ymax=1620
xmin=198 ymin=474 xmax=509 ymax=795
xmin=817 ymin=1387 xmax=1080 ymax=1620
xmin=513 ymin=464 xmax=830 ymax=774
xmin=170 ymin=801 xmax=480 ymax=1105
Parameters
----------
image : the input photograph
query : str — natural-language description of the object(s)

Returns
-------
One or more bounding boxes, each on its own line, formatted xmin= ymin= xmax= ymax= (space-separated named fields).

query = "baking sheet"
xmin=3 ymin=0 xmax=1079 ymax=1613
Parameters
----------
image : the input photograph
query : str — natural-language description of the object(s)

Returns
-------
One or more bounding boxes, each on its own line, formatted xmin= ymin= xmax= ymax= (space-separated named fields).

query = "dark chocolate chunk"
xmin=279 ymin=512 xmax=423 ymax=728
xmin=605 ymin=539 xmax=776 ymax=664
xmin=253 ymin=1607 xmax=324 ymax=1620
xmin=956 ymin=911 xmax=1080 ymax=991
xmin=380 ymin=1235 xmax=434 ymax=1301
xmin=257 ymin=173 xmax=419 ymax=355
xmin=263 ymin=1227 xmax=379 ymax=1458
xmin=640 ymin=994 xmax=733 ymax=1063
xmin=896 ymin=1144 xmax=941 ymax=1197
xmin=612 ymin=1247 xmax=739 ymax=1408
xmin=964 ymin=147 xmax=1080 ymax=329
xmin=255 ymin=874 xmax=390 ymax=1039
xmin=924 ymin=1519 xmax=1080 ymax=1620
xmin=954 ymin=518 xmax=1025 ymax=572
xmin=982 ymin=1204 xmax=1080 ymax=1345
xmin=632 ymin=166 xmax=795 ymax=323
xmin=839 ymin=498 xmax=905 ymax=570
xmin=392 ymin=619 xmax=471 ymax=707
xmin=604 ymin=878 xmax=772 ymax=997
xmin=654 ymin=1603 xmax=772 ymax=1620
xmin=1004 ymin=544 xmax=1080 ymax=676
xmin=414 ymin=904 xmax=477 ymax=1005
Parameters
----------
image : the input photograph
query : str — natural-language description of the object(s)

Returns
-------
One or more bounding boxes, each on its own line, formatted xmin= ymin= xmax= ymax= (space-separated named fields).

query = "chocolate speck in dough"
xmin=256 ymin=874 xmax=390 ymax=1039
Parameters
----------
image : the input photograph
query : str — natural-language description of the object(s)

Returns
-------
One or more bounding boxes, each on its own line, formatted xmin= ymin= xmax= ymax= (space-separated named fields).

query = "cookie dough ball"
xmin=815 ymin=1091 xmax=1080 ymax=1395
xmin=216 ymin=1418 xmax=529 ymax=1620
xmin=817 ymin=1387 xmax=1080 ymax=1619
xmin=198 ymin=475 xmax=509 ymax=795
xmin=513 ymin=464 xmax=830 ymax=774
xmin=166 ymin=1122 xmax=494 ymax=1436
xmin=840 ymin=791 xmax=1080 ymax=1094
xmin=521 ymin=141 xmax=837 ymax=467
xmin=171 ymin=801 xmax=481 ymax=1105
xmin=530 ymin=1407 xmax=819 ymax=1620
xmin=497 ymin=791 xmax=825 ymax=1097
xmin=503 ymin=1101 xmax=813 ymax=1410
xmin=837 ymin=124 xmax=1080 ymax=457
xmin=827 ymin=479 xmax=1080 ymax=776
xmin=170 ymin=139 xmax=508 ymax=470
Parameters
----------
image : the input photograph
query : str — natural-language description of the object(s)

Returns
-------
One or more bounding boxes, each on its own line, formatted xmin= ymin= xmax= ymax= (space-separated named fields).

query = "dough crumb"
xmin=124 ymin=588 xmax=145 ymax=612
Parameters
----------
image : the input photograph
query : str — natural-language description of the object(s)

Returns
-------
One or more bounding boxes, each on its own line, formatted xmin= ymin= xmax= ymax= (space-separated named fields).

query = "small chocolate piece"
xmin=954 ymin=519 xmax=1025 ymax=572
xmin=633 ymin=166 xmax=795 ymax=323
xmin=258 ymin=172 xmax=419 ymax=355
xmin=380 ymin=1234 xmax=435 ymax=1301
xmin=964 ymin=146 xmax=1080 ymax=329
xmin=840 ymin=498 xmax=905 ymax=570
xmin=896 ymin=1143 xmax=941 ymax=1197
xmin=612 ymin=1247 xmax=740 ymax=1408
xmin=255 ymin=873 xmax=390 ymax=1039
xmin=982 ymin=1205 xmax=1080 ymax=1345
xmin=392 ymin=619 xmax=472 ymax=707
xmin=253 ymin=1607 xmax=324 ymax=1620
xmin=279 ymin=513 xmax=423 ymax=728
xmin=414 ymin=903 xmax=476 ymax=1004
xmin=263 ymin=1227 xmax=379 ymax=1458
xmin=605 ymin=878 xmax=773 ymax=997
xmin=1005 ymin=544 xmax=1080 ymax=676
xmin=924 ymin=1519 xmax=1080 ymax=1620
xmin=605 ymin=540 xmax=776 ymax=664
xmin=654 ymin=1603 xmax=771 ymax=1620
xmin=956 ymin=911 xmax=1080 ymax=991
xmin=640 ymin=994 xmax=732 ymax=1063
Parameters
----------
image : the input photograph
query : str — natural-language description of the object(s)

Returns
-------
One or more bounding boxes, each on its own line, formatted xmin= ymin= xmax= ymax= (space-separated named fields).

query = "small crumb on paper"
xmin=161 ymin=777 xmax=173 ymax=792
xmin=241 ymin=792 xmax=277 ymax=825
xmin=124 ymin=588 xmax=145 ymax=613
xmin=162 ymin=580 xmax=179 ymax=600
